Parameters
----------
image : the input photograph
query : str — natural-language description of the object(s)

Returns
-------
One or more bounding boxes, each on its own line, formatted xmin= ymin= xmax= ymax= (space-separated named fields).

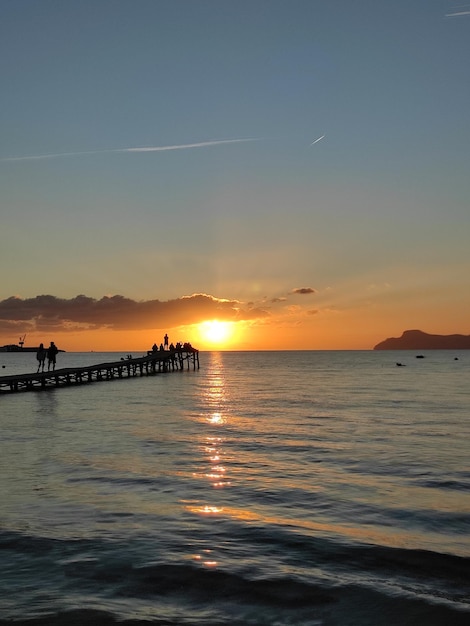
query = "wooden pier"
xmin=0 ymin=349 xmax=199 ymax=394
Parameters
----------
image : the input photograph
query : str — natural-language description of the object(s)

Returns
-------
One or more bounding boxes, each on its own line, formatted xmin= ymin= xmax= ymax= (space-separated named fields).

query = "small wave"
xmin=2 ymin=528 xmax=470 ymax=625
xmin=126 ymin=562 xmax=333 ymax=607
xmin=417 ymin=479 xmax=470 ymax=492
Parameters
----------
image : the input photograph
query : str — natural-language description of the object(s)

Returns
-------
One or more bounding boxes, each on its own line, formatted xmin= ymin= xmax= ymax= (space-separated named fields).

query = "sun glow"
xmin=198 ymin=320 xmax=234 ymax=346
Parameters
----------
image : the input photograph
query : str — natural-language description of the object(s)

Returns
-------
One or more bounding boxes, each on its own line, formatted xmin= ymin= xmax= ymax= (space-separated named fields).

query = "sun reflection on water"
xmin=208 ymin=412 xmax=224 ymax=425
xmin=193 ymin=550 xmax=218 ymax=567
xmin=185 ymin=353 xmax=234 ymax=566
xmin=196 ymin=354 xmax=232 ymax=490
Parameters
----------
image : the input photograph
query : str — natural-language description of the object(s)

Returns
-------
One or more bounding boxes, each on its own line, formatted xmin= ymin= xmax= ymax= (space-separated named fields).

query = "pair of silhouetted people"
xmin=36 ymin=341 xmax=58 ymax=372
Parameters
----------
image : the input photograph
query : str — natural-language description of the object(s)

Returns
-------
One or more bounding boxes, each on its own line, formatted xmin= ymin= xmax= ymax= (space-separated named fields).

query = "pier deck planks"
xmin=0 ymin=350 xmax=199 ymax=394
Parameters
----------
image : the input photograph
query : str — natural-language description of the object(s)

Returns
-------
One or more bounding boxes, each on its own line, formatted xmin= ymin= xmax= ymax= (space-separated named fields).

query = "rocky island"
xmin=374 ymin=330 xmax=470 ymax=350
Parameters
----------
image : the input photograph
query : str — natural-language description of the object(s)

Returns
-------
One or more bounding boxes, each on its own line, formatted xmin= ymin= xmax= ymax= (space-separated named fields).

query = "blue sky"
xmin=1 ymin=1 xmax=469 ymax=350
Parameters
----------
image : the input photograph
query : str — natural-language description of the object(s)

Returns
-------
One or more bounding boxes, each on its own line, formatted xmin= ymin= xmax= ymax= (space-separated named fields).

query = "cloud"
xmin=0 ymin=293 xmax=269 ymax=334
xmin=292 ymin=288 xmax=316 ymax=295
xmin=1 ymin=138 xmax=259 ymax=163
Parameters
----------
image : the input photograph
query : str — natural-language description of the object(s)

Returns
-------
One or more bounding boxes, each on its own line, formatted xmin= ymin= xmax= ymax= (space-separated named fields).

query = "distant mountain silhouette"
xmin=374 ymin=330 xmax=470 ymax=350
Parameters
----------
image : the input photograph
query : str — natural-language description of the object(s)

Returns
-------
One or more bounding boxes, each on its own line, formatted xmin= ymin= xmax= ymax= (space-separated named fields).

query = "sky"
xmin=1 ymin=0 xmax=469 ymax=351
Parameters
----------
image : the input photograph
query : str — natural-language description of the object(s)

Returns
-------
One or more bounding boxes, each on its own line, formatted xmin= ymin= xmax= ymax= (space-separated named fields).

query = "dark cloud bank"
xmin=0 ymin=294 xmax=270 ymax=334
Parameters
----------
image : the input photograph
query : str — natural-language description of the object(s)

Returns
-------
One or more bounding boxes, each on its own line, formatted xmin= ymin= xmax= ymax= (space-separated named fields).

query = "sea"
xmin=0 ymin=350 xmax=469 ymax=626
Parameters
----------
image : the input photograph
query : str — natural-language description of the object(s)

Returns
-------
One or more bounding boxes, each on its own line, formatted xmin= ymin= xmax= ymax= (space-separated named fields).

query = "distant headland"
xmin=374 ymin=330 xmax=470 ymax=350
xmin=0 ymin=344 xmax=38 ymax=352
xmin=0 ymin=344 xmax=65 ymax=353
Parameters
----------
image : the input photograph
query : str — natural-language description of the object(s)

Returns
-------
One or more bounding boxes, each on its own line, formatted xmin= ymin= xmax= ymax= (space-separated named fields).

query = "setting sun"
xmin=199 ymin=320 xmax=234 ymax=346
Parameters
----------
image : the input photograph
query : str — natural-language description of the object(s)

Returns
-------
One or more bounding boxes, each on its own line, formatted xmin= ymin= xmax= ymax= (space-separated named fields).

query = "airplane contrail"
xmin=1 ymin=138 xmax=259 ymax=162
xmin=446 ymin=10 xmax=470 ymax=17
xmin=310 ymin=135 xmax=325 ymax=146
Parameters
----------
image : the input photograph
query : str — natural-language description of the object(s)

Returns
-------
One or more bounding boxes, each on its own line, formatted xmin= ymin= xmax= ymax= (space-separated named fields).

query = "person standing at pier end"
xmin=164 ymin=334 xmax=169 ymax=349
xmin=36 ymin=343 xmax=47 ymax=373
xmin=47 ymin=341 xmax=59 ymax=371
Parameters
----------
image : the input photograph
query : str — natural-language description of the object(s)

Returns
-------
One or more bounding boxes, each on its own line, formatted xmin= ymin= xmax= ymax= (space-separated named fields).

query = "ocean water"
xmin=0 ymin=350 xmax=469 ymax=625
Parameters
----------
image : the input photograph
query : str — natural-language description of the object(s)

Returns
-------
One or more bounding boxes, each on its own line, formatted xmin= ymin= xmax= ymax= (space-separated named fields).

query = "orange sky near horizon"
xmin=3 ymin=294 xmax=467 ymax=353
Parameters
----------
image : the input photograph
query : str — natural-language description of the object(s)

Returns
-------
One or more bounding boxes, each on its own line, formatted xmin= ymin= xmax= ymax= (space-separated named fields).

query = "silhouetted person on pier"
xmin=47 ymin=341 xmax=59 ymax=371
xmin=36 ymin=343 xmax=47 ymax=373
xmin=164 ymin=334 xmax=169 ymax=349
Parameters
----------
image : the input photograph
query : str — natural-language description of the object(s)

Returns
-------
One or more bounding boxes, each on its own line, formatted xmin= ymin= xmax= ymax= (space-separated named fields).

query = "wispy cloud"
xmin=125 ymin=139 xmax=257 ymax=153
xmin=310 ymin=135 xmax=325 ymax=146
xmin=1 ymin=138 xmax=258 ymax=163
